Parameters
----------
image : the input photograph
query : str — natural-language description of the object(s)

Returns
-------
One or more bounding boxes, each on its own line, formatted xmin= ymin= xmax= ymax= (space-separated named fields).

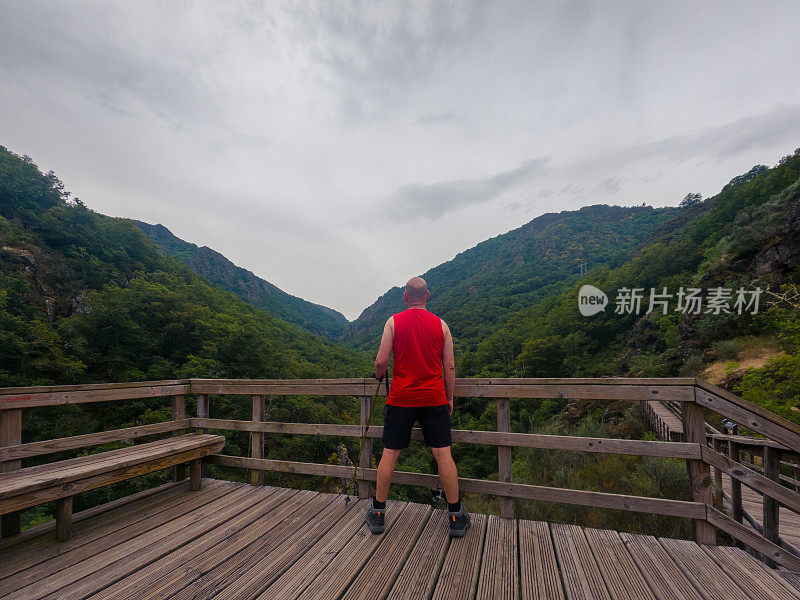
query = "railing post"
xmin=56 ymin=496 xmax=73 ymax=541
xmin=728 ymin=440 xmax=744 ymax=549
xmin=0 ymin=408 xmax=22 ymax=538
xmin=250 ymin=395 xmax=265 ymax=486
xmin=196 ymin=393 xmax=209 ymax=431
xmin=683 ymin=398 xmax=715 ymax=544
xmin=172 ymin=394 xmax=187 ymax=482
xmin=763 ymin=445 xmax=781 ymax=566
xmin=712 ymin=438 xmax=723 ymax=508
xmin=196 ymin=393 xmax=209 ymax=477
xmin=794 ymin=457 xmax=800 ymax=493
xmin=496 ymin=397 xmax=514 ymax=519
xmin=358 ymin=396 xmax=373 ymax=498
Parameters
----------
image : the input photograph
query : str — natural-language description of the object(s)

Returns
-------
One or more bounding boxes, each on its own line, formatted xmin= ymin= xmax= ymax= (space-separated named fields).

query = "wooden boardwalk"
xmin=721 ymin=472 xmax=800 ymax=550
xmin=644 ymin=401 xmax=685 ymax=442
xmin=1 ymin=479 xmax=799 ymax=600
xmin=645 ymin=399 xmax=800 ymax=552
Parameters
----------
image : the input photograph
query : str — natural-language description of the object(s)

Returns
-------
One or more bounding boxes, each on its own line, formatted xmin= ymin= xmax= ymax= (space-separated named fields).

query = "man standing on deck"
xmin=368 ymin=276 xmax=470 ymax=537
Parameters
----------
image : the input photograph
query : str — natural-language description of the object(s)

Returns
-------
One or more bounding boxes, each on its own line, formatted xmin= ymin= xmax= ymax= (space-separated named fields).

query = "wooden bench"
xmin=0 ymin=433 xmax=225 ymax=540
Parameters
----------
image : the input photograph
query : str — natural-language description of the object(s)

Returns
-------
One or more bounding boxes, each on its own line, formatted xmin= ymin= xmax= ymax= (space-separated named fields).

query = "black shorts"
xmin=382 ymin=403 xmax=452 ymax=450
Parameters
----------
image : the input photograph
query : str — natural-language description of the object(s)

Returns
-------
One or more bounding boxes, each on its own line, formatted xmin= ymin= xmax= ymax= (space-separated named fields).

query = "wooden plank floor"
xmin=1 ymin=479 xmax=799 ymax=600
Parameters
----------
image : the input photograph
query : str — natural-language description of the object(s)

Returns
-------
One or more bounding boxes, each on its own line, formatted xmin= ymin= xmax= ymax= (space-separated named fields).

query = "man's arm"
xmin=442 ymin=320 xmax=455 ymax=415
xmin=374 ymin=317 xmax=394 ymax=379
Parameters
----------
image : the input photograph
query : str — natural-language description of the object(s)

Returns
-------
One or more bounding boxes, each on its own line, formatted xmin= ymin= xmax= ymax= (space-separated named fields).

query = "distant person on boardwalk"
xmin=367 ymin=276 xmax=470 ymax=537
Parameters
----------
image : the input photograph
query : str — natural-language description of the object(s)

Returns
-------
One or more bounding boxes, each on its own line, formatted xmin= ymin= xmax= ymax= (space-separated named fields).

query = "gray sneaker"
xmin=448 ymin=507 xmax=471 ymax=537
xmin=366 ymin=506 xmax=385 ymax=534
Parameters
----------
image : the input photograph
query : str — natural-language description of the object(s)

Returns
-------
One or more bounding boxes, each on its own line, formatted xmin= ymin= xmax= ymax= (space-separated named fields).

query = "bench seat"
xmin=0 ymin=433 xmax=225 ymax=540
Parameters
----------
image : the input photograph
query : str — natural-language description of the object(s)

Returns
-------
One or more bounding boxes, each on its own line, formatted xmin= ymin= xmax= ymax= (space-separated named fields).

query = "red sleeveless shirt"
xmin=387 ymin=308 xmax=447 ymax=407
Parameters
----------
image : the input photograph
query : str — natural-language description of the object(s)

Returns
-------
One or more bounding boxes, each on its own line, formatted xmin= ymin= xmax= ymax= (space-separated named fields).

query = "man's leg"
xmin=375 ymin=448 xmax=402 ymax=502
xmin=423 ymin=406 xmax=470 ymax=537
xmin=368 ymin=405 xmax=413 ymax=534
xmin=431 ymin=446 xmax=459 ymax=504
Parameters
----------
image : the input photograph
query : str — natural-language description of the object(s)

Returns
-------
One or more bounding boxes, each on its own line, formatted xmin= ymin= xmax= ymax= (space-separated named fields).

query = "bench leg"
xmin=56 ymin=497 xmax=73 ymax=541
xmin=1 ymin=408 xmax=22 ymax=538
xmin=1 ymin=512 xmax=20 ymax=538
xmin=190 ymin=459 xmax=202 ymax=491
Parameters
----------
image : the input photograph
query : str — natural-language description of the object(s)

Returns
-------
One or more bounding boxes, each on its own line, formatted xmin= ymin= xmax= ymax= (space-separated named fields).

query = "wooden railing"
xmin=706 ymin=432 xmax=800 ymax=563
xmin=1 ymin=377 xmax=799 ymax=570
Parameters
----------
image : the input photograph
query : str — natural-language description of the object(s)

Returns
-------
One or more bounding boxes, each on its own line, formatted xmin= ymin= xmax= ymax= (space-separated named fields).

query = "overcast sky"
xmin=2 ymin=2 xmax=800 ymax=319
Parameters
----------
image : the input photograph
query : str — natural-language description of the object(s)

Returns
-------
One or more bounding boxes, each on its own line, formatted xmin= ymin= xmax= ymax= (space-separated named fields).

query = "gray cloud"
xmin=594 ymin=104 xmax=800 ymax=169
xmin=380 ymin=157 xmax=550 ymax=221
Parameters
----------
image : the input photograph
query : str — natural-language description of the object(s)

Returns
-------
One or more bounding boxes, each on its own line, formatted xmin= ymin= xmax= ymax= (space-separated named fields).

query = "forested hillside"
xmin=466 ymin=149 xmax=800 ymax=424
xmin=0 ymin=145 xmax=368 ymax=387
xmin=133 ymin=221 xmax=349 ymax=339
xmin=342 ymin=204 xmax=678 ymax=352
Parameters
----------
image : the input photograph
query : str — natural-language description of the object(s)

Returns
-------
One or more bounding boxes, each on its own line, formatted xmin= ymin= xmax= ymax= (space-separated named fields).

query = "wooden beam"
xmin=190 ymin=418 xmax=701 ymax=459
xmin=706 ymin=432 xmax=797 ymax=454
xmin=195 ymin=395 xmax=209 ymax=427
xmin=683 ymin=398 xmax=716 ymax=545
xmin=172 ymin=395 xmax=187 ymax=482
xmin=196 ymin=394 xmax=209 ymax=477
xmin=700 ymin=444 xmax=800 ymax=515
xmin=462 ymin=377 xmax=698 ymax=386
xmin=496 ymin=398 xmax=514 ymax=518
xmin=185 ymin=379 xmax=696 ymax=401
xmin=712 ymin=438 xmax=723 ymax=509
xmin=189 ymin=381 xmax=371 ymax=397
xmin=696 ymin=380 xmax=800 ymax=435
xmin=0 ymin=384 xmax=190 ymax=409
xmin=763 ymin=445 xmax=781 ymax=561
xmin=454 ymin=383 xmax=696 ymax=402
xmin=694 ymin=387 xmax=800 ymax=454
xmin=250 ymin=395 xmax=265 ymax=486
xmin=706 ymin=506 xmax=800 ymax=571
xmin=0 ymin=379 xmax=189 ymax=395
xmin=0 ymin=420 xmax=191 ymax=462
xmin=56 ymin=496 xmax=73 ymax=541
xmin=186 ymin=376 xmax=699 ymax=387
xmin=358 ymin=396 xmax=373 ymax=498
xmin=205 ymin=454 xmax=706 ymax=519
xmin=0 ymin=408 xmax=22 ymax=538
xmin=190 ymin=459 xmax=202 ymax=491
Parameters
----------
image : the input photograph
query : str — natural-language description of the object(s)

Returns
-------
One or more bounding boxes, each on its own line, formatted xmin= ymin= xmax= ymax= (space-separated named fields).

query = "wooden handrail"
xmin=0 ymin=377 xmax=699 ymax=408
xmin=205 ymin=454 xmax=707 ymax=519
xmin=2 ymin=377 xmax=799 ymax=570
xmin=0 ymin=420 xmax=191 ymax=461
xmin=700 ymin=445 xmax=800 ymax=515
xmin=0 ymin=383 xmax=190 ymax=409
xmin=191 ymin=417 xmax=702 ymax=459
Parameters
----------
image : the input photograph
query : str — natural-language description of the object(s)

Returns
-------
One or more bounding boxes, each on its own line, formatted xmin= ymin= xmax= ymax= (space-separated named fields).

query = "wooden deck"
xmin=1 ymin=479 xmax=798 ymax=600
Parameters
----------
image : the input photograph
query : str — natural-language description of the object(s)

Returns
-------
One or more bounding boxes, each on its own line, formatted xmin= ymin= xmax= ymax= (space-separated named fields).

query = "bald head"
xmin=404 ymin=277 xmax=429 ymax=304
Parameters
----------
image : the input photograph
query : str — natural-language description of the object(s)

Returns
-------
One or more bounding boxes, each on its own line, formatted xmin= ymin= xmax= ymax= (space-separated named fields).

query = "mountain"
xmin=132 ymin=221 xmax=349 ymax=340
xmin=341 ymin=204 xmax=679 ymax=353
xmin=0 ymin=145 xmax=367 ymax=387
xmin=466 ymin=149 xmax=800 ymax=424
